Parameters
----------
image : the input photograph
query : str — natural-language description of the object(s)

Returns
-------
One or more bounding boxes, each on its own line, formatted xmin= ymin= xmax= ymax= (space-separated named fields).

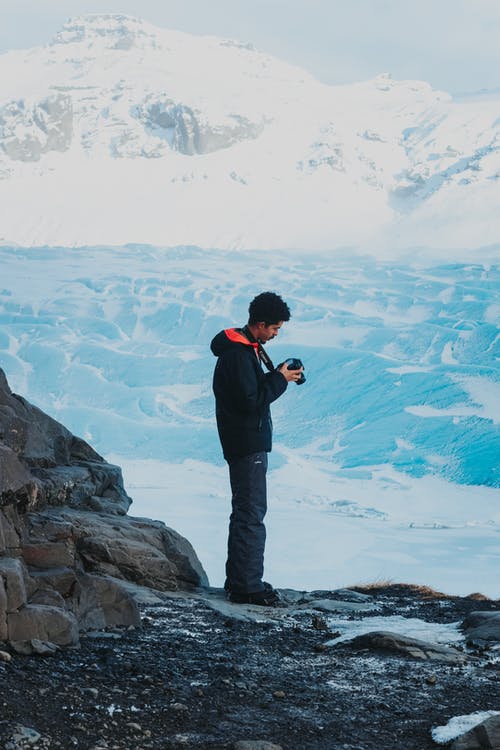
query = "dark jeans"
xmin=225 ymin=451 xmax=268 ymax=594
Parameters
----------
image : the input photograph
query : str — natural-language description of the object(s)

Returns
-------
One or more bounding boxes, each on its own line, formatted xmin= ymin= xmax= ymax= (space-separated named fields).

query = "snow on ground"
xmin=1 ymin=244 xmax=498 ymax=597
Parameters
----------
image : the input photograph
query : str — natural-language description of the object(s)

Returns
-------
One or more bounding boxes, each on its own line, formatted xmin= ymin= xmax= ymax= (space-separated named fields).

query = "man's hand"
xmin=278 ymin=362 xmax=304 ymax=383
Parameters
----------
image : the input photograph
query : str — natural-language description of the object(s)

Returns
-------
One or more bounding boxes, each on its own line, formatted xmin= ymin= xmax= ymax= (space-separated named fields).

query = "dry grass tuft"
xmin=465 ymin=592 xmax=492 ymax=601
xmin=350 ymin=581 xmax=454 ymax=600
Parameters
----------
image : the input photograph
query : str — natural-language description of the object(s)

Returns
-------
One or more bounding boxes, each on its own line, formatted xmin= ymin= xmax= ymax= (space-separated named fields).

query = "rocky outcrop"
xmin=0 ymin=367 xmax=131 ymax=514
xmin=0 ymin=93 xmax=73 ymax=162
xmin=135 ymin=95 xmax=265 ymax=156
xmin=0 ymin=368 xmax=208 ymax=653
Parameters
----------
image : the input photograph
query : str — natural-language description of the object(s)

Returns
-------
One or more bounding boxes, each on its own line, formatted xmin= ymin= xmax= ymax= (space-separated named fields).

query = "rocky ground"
xmin=0 ymin=584 xmax=499 ymax=750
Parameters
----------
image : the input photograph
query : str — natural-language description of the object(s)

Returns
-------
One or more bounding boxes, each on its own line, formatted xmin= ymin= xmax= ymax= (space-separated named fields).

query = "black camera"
xmin=283 ymin=358 xmax=306 ymax=385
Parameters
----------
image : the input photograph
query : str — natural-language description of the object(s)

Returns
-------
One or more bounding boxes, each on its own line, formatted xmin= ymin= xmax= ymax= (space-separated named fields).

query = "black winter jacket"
xmin=211 ymin=328 xmax=288 ymax=461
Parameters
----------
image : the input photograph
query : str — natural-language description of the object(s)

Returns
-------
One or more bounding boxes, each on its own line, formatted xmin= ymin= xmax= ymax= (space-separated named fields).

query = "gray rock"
xmin=302 ymin=598 xmax=379 ymax=614
xmin=52 ymin=507 xmax=208 ymax=590
xmin=0 ymin=445 xmax=38 ymax=507
xmin=73 ymin=572 xmax=140 ymax=629
xmin=29 ymin=566 xmax=78 ymax=597
xmin=0 ymin=367 xmax=132 ymax=513
xmin=202 ymin=587 xmax=380 ymax=624
xmin=30 ymin=638 xmax=59 ymax=655
xmin=461 ymin=611 xmax=500 ymax=647
xmin=32 ymin=462 xmax=131 ymax=515
xmin=234 ymin=742 xmax=283 ymax=750
xmin=0 ymin=93 xmax=73 ymax=162
xmin=0 ymin=557 xmax=28 ymax=612
xmin=203 ymin=594 xmax=283 ymax=623
xmin=104 ymin=578 xmax=166 ymax=605
xmin=275 ymin=588 xmax=306 ymax=604
xmin=332 ymin=588 xmax=374 ymax=602
xmin=0 ymin=507 xmax=21 ymax=551
xmin=21 ymin=541 xmax=75 ymax=569
xmin=343 ymin=630 xmax=469 ymax=663
xmin=28 ymin=588 xmax=66 ymax=608
xmin=7 ymin=604 xmax=79 ymax=646
xmin=10 ymin=638 xmax=59 ymax=655
xmin=136 ymin=95 xmax=264 ymax=156
xmin=451 ymin=715 xmax=500 ymax=749
xmin=5 ymin=725 xmax=42 ymax=748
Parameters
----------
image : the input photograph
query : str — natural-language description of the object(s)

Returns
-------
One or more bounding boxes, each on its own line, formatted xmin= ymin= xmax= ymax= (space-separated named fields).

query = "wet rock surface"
xmin=0 ymin=585 xmax=498 ymax=750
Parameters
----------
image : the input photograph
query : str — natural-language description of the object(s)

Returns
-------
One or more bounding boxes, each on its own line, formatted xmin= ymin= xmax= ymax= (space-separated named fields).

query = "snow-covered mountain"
xmin=0 ymin=14 xmax=499 ymax=251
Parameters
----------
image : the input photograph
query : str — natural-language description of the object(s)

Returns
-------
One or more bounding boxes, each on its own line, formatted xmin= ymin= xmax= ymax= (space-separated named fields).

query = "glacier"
xmin=1 ymin=245 xmax=498 ymax=596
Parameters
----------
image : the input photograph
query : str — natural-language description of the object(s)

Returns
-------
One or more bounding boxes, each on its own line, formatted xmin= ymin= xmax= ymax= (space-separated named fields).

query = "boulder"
xmin=52 ymin=508 xmax=208 ymax=590
xmin=461 ymin=611 xmax=500 ymax=648
xmin=343 ymin=630 xmax=469 ymax=664
xmin=12 ymin=639 xmax=59 ymax=655
xmin=451 ymin=715 xmax=500 ymax=749
xmin=72 ymin=572 xmax=140 ymax=630
xmin=0 ymin=557 xmax=29 ymax=611
xmin=7 ymin=604 xmax=79 ymax=646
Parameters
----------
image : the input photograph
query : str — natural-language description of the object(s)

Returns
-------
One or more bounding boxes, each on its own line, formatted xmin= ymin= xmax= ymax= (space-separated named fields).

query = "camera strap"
xmin=241 ymin=325 xmax=276 ymax=373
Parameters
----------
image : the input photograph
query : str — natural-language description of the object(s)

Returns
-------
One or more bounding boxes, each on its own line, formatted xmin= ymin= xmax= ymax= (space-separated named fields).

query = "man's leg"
xmin=225 ymin=451 xmax=268 ymax=594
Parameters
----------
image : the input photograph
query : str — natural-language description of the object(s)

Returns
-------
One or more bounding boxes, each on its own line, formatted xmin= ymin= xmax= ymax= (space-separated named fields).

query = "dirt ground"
xmin=0 ymin=585 xmax=498 ymax=750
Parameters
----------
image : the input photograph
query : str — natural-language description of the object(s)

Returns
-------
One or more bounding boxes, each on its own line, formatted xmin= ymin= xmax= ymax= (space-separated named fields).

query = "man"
xmin=210 ymin=291 xmax=303 ymax=606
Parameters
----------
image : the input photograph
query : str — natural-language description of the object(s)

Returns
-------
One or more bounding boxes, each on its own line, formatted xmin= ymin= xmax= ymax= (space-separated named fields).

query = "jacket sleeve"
xmin=226 ymin=348 xmax=287 ymax=413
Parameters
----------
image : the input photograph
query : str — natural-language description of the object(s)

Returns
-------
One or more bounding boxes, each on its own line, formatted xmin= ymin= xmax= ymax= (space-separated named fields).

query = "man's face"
xmin=256 ymin=321 xmax=283 ymax=343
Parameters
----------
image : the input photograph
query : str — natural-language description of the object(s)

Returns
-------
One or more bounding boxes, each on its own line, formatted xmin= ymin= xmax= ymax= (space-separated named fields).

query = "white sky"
xmin=1 ymin=0 xmax=500 ymax=94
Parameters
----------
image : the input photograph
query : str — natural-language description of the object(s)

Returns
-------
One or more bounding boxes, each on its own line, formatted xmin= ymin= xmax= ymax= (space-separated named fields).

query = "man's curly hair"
xmin=248 ymin=292 xmax=291 ymax=326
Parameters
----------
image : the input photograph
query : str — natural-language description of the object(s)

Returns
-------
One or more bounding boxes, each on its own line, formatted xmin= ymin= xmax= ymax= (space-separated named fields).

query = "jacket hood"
xmin=210 ymin=328 xmax=259 ymax=357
